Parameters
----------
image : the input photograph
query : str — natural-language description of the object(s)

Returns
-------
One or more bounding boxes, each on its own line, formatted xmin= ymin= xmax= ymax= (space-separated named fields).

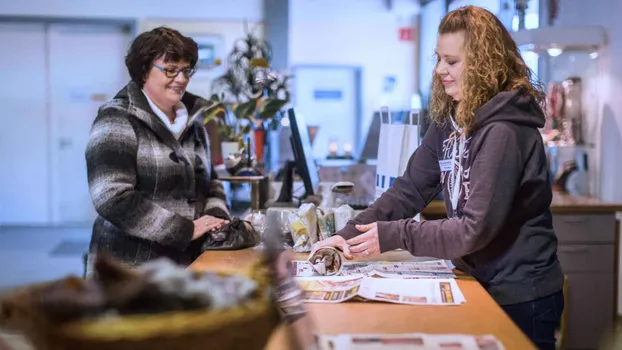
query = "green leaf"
xmin=258 ymin=99 xmax=288 ymax=120
xmin=234 ymin=98 xmax=258 ymax=120
xmin=202 ymin=103 xmax=226 ymax=125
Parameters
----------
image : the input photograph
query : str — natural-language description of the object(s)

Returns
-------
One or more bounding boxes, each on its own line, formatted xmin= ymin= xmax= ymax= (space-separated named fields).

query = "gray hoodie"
xmin=339 ymin=89 xmax=564 ymax=305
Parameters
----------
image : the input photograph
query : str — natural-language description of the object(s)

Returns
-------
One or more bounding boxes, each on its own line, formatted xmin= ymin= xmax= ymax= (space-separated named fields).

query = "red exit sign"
xmin=399 ymin=27 xmax=413 ymax=41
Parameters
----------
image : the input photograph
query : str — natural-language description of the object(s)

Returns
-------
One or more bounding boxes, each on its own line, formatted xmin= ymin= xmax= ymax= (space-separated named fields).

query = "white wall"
xmin=448 ymin=0 xmax=500 ymax=13
xmin=0 ymin=0 xmax=263 ymax=21
xmin=288 ymin=0 xmax=419 ymax=141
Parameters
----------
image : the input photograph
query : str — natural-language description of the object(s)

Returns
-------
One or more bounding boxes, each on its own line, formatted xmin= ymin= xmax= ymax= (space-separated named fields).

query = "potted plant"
xmin=205 ymin=30 xmax=291 ymax=164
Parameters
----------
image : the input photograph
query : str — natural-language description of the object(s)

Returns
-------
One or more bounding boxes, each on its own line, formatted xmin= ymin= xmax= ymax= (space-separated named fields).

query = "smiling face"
xmin=435 ymin=32 xmax=466 ymax=101
xmin=142 ymin=57 xmax=191 ymax=112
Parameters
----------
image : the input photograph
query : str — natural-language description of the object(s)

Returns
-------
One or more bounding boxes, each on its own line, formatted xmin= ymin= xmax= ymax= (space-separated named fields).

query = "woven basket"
xmin=1 ymin=263 xmax=280 ymax=350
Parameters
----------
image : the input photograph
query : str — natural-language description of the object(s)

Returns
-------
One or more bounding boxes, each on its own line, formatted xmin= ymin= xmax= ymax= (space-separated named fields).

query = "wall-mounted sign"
xmin=399 ymin=27 xmax=413 ymax=41
xmin=313 ymin=90 xmax=343 ymax=100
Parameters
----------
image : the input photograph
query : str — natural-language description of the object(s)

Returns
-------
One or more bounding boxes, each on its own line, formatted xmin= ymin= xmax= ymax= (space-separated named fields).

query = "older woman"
xmin=318 ymin=6 xmax=564 ymax=349
xmin=85 ymin=27 xmax=229 ymax=273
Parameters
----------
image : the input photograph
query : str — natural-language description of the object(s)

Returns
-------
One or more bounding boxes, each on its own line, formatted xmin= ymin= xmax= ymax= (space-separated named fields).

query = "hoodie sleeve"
xmin=338 ymin=124 xmax=443 ymax=240
xmin=376 ymin=123 xmax=523 ymax=259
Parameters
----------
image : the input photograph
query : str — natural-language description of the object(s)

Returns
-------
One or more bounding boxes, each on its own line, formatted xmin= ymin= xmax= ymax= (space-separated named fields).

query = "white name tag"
xmin=439 ymin=159 xmax=453 ymax=172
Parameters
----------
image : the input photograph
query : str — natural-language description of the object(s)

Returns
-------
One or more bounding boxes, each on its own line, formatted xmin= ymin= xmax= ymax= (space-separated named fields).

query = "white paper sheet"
xmin=318 ymin=333 xmax=505 ymax=350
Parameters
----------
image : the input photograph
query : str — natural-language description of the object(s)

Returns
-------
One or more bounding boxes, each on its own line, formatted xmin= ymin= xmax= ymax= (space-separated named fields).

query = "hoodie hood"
xmin=444 ymin=89 xmax=545 ymax=217
xmin=473 ymin=89 xmax=545 ymax=131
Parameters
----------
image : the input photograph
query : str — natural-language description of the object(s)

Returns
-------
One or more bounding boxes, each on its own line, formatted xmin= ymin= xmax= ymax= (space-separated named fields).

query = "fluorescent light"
xmin=547 ymin=47 xmax=563 ymax=57
xmin=590 ymin=51 xmax=599 ymax=59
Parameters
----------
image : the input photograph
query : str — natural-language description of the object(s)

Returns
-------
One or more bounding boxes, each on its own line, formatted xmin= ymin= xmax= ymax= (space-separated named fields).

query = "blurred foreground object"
xmin=0 ymin=255 xmax=279 ymax=350
xmin=599 ymin=322 xmax=622 ymax=350
xmin=263 ymin=210 xmax=320 ymax=350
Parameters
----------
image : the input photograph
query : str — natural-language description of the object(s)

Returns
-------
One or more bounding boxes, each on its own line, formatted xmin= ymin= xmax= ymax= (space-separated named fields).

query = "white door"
xmin=0 ymin=23 xmax=49 ymax=225
xmin=293 ymin=66 xmax=359 ymax=160
xmin=48 ymin=23 xmax=130 ymax=225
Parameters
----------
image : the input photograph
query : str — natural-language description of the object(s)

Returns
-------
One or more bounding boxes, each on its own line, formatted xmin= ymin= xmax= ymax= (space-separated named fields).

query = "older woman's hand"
xmin=311 ymin=235 xmax=353 ymax=259
xmin=346 ymin=223 xmax=380 ymax=258
xmin=192 ymin=215 xmax=229 ymax=240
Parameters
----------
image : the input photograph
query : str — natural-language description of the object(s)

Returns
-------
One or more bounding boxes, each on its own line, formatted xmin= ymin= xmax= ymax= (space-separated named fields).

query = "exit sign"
xmin=399 ymin=27 xmax=413 ymax=41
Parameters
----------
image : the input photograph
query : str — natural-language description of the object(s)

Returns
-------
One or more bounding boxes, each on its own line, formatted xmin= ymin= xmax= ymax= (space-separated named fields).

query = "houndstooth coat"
xmin=85 ymin=81 xmax=229 ymax=272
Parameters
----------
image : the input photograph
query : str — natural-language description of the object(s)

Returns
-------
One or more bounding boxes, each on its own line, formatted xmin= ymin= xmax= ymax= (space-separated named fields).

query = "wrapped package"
xmin=307 ymin=247 xmax=344 ymax=276
xmin=316 ymin=208 xmax=336 ymax=241
xmin=333 ymin=205 xmax=356 ymax=232
xmin=288 ymin=203 xmax=318 ymax=252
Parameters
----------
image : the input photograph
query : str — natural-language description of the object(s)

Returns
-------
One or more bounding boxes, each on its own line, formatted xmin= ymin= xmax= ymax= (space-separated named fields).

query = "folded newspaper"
xmin=294 ymin=259 xmax=455 ymax=279
xmin=318 ymin=333 xmax=504 ymax=350
xmin=295 ymin=276 xmax=465 ymax=305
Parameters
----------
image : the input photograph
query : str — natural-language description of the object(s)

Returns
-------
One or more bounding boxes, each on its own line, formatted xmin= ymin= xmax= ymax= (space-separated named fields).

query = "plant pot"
xmin=221 ymin=141 xmax=240 ymax=159
xmin=253 ymin=129 xmax=265 ymax=164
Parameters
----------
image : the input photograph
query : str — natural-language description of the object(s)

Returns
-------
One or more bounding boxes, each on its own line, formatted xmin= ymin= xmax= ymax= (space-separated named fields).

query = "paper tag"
xmin=439 ymin=159 xmax=453 ymax=172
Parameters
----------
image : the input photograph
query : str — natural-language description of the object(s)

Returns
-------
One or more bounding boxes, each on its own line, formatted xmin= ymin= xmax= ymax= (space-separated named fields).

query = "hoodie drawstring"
xmin=449 ymin=118 xmax=465 ymax=215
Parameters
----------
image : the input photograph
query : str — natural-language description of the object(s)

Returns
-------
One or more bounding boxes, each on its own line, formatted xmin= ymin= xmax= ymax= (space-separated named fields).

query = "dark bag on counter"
xmin=200 ymin=217 xmax=260 ymax=251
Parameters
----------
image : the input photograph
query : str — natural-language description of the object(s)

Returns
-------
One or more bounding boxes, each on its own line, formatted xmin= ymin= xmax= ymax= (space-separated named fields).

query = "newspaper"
xmin=294 ymin=276 xmax=465 ymax=305
xmin=293 ymin=260 xmax=455 ymax=279
xmin=318 ymin=333 xmax=504 ymax=350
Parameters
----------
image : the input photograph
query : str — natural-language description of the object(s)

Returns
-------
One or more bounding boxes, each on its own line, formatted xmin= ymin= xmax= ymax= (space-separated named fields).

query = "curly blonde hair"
xmin=429 ymin=6 xmax=545 ymax=132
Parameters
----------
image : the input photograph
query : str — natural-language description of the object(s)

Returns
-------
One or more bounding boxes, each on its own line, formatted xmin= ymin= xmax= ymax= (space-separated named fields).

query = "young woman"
xmin=317 ymin=6 xmax=564 ymax=349
xmin=85 ymin=27 xmax=230 ymax=274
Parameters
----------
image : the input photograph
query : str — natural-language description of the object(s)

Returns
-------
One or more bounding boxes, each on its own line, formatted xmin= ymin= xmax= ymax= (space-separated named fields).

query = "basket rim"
xmin=15 ymin=263 xmax=278 ymax=342
xmin=55 ymin=297 xmax=275 ymax=341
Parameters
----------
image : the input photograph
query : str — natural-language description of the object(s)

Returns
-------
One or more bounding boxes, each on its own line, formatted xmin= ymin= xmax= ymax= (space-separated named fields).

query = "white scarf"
xmin=142 ymin=90 xmax=189 ymax=140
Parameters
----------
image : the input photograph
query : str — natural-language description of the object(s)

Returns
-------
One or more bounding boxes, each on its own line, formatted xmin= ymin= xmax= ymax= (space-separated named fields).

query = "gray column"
xmin=263 ymin=0 xmax=289 ymax=70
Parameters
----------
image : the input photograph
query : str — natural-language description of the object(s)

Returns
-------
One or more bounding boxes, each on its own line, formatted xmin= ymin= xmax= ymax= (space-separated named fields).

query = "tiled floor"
xmin=0 ymin=226 xmax=91 ymax=290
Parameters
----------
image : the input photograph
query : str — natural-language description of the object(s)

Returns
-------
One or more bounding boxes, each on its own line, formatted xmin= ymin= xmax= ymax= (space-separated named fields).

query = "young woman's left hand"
xmin=347 ymin=223 xmax=381 ymax=258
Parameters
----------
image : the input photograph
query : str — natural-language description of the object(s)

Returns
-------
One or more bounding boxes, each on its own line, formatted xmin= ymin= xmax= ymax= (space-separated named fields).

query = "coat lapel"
xmin=115 ymin=81 xmax=204 ymax=199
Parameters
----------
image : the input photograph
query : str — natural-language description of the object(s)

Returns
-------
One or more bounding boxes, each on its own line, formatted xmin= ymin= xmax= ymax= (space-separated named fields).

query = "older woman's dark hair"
xmin=125 ymin=27 xmax=198 ymax=86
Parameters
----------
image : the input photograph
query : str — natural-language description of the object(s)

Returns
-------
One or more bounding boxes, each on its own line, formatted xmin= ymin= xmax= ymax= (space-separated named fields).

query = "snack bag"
xmin=316 ymin=208 xmax=336 ymax=241
xmin=288 ymin=203 xmax=319 ymax=252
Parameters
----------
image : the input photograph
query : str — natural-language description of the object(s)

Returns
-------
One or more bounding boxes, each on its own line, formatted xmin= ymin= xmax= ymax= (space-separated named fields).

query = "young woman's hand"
xmin=192 ymin=215 xmax=229 ymax=240
xmin=346 ymin=223 xmax=381 ymax=258
xmin=310 ymin=235 xmax=353 ymax=259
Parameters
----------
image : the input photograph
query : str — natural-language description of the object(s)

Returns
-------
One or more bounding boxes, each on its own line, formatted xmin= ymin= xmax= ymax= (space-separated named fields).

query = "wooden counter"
xmin=422 ymin=191 xmax=622 ymax=217
xmin=190 ymin=249 xmax=536 ymax=350
xmin=404 ymin=192 xmax=622 ymax=349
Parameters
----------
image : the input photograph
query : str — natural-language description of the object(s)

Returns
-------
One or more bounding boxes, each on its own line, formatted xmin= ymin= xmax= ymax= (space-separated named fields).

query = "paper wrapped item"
xmin=316 ymin=208 xmax=336 ymax=241
xmin=333 ymin=205 xmax=356 ymax=232
xmin=307 ymin=247 xmax=344 ymax=276
xmin=288 ymin=203 xmax=319 ymax=252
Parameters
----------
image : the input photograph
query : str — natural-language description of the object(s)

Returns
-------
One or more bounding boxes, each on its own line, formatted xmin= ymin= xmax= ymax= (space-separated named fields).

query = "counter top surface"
xmin=190 ymin=249 xmax=536 ymax=350
xmin=423 ymin=191 xmax=622 ymax=216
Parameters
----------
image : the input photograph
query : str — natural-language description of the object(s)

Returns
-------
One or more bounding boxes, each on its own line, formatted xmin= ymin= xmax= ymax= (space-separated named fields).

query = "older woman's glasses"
xmin=152 ymin=64 xmax=197 ymax=79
